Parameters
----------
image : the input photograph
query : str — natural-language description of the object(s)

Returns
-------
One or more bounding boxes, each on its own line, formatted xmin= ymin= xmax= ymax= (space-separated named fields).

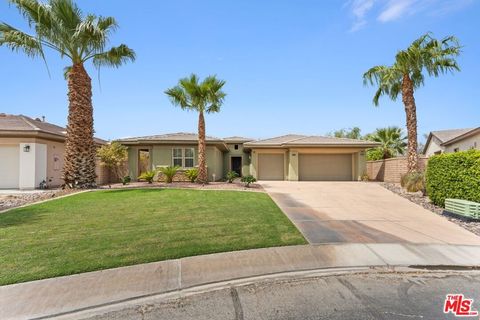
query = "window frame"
xmin=172 ymin=147 xmax=195 ymax=168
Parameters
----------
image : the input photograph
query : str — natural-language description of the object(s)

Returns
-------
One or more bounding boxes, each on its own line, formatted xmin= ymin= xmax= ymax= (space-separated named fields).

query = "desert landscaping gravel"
xmin=381 ymin=182 xmax=480 ymax=236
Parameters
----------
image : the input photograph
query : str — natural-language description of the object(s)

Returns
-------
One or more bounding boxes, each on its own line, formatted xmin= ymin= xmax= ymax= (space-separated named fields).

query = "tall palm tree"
xmin=165 ymin=74 xmax=226 ymax=183
xmin=363 ymin=33 xmax=460 ymax=172
xmin=0 ymin=0 xmax=135 ymax=188
xmin=368 ymin=126 xmax=407 ymax=159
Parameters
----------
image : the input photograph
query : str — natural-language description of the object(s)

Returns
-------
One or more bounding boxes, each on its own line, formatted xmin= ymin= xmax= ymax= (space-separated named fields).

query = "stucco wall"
xmin=444 ymin=133 xmax=479 ymax=153
xmin=127 ymin=144 xmax=223 ymax=182
xmin=424 ymin=136 xmax=444 ymax=156
xmin=223 ymin=143 xmax=250 ymax=177
xmin=367 ymin=156 xmax=429 ymax=182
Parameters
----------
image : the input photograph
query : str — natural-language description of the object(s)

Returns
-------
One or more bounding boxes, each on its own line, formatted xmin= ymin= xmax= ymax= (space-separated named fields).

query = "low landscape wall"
xmin=95 ymin=160 xmax=111 ymax=185
xmin=367 ymin=156 xmax=428 ymax=183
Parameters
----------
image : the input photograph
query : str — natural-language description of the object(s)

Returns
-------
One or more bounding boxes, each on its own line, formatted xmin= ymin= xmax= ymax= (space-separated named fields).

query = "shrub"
xmin=226 ymin=170 xmax=239 ymax=183
xmin=122 ymin=176 xmax=131 ymax=185
xmin=400 ymin=171 xmax=425 ymax=193
xmin=426 ymin=150 xmax=480 ymax=207
xmin=241 ymin=175 xmax=256 ymax=187
xmin=138 ymin=171 xmax=156 ymax=184
xmin=97 ymin=142 xmax=128 ymax=183
xmin=360 ymin=171 xmax=369 ymax=182
xmin=185 ymin=168 xmax=199 ymax=183
xmin=158 ymin=166 xmax=180 ymax=183
xmin=366 ymin=148 xmax=385 ymax=161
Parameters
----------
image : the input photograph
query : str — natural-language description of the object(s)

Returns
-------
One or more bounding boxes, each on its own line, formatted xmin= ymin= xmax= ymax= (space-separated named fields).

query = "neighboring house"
xmin=117 ymin=133 xmax=379 ymax=182
xmin=423 ymin=127 xmax=480 ymax=156
xmin=0 ymin=114 xmax=107 ymax=189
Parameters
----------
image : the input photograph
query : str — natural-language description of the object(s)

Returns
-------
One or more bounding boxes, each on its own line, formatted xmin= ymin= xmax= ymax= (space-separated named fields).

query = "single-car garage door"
xmin=0 ymin=145 xmax=20 ymax=188
xmin=299 ymin=154 xmax=352 ymax=181
xmin=258 ymin=154 xmax=284 ymax=180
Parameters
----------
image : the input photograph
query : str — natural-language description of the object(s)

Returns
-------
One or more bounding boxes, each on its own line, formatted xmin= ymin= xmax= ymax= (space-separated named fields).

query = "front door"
xmin=231 ymin=157 xmax=242 ymax=176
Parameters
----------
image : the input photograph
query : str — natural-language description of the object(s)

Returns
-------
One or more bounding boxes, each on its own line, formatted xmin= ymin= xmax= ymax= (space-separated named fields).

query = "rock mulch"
xmin=381 ymin=182 xmax=480 ymax=236
xmin=98 ymin=180 xmax=265 ymax=192
xmin=0 ymin=189 xmax=79 ymax=212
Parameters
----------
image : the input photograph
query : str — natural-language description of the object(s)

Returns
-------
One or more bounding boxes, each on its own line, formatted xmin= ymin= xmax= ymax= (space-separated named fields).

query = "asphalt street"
xmin=80 ymin=270 xmax=480 ymax=320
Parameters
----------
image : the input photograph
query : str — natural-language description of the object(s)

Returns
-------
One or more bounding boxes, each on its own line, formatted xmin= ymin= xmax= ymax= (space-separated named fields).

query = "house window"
xmin=172 ymin=148 xmax=195 ymax=168
xmin=454 ymin=148 xmax=459 ymax=153
xmin=234 ymin=144 xmax=239 ymax=150
xmin=184 ymin=148 xmax=194 ymax=168
xmin=173 ymin=148 xmax=183 ymax=167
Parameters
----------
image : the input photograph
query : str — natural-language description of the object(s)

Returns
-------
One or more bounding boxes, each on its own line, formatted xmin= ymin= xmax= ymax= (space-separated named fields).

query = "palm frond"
xmin=91 ymin=44 xmax=135 ymax=68
xmin=0 ymin=22 xmax=43 ymax=57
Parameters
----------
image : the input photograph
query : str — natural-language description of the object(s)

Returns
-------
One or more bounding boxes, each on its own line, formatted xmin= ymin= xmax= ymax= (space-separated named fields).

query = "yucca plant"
xmin=0 ymin=0 xmax=135 ymax=188
xmin=158 ymin=166 xmax=180 ymax=183
xmin=138 ymin=171 xmax=155 ymax=184
xmin=226 ymin=170 xmax=239 ymax=183
xmin=185 ymin=168 xmax=199 ymax=183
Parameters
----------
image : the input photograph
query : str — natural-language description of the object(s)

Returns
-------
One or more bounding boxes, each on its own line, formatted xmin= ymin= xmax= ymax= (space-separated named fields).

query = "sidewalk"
xmin=2 ymin=243 xmax=480 ymax=320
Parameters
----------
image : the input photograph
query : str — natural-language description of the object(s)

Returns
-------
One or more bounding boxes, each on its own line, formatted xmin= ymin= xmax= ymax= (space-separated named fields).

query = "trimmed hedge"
xmin=426 ymin=150 xmax=480 ymax=207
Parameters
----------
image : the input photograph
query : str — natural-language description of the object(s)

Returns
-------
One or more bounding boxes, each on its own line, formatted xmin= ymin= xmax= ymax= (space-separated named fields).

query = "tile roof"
xmin=0 ymin=114 xmax=106 ymax=144
xmin=116 ymin=132 xmax=223 ymax=142
xmin=244 ymin=134 xmax=379 ymax=147
xmin=223 ymin=136 xmax=255 ymax=142
xmin=431 ymin=128 xmax=477 ymax=144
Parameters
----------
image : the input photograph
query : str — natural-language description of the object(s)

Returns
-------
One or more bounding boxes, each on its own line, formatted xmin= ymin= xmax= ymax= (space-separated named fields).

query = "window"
xmin=172 ymin=148 xmax=195 ymax=167
xmin=234 ymin=144 xmax=239 ymax=150
xmin=454 ymin=148 xmax=459 ymax=153
xmin=184 ymin=148 xmax=194 ymax=168
xmin=173 ymin=148 xmax=183 ymax=167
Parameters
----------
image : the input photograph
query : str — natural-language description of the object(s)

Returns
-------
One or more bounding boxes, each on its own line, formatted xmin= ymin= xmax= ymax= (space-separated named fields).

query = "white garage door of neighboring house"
xmin=299 ymin=154 xmax=352 ymax=181
xmin=0 ymin=145 xmax=20 ymax=188
xmin=258 ymin=154 xmax=284 ymax=180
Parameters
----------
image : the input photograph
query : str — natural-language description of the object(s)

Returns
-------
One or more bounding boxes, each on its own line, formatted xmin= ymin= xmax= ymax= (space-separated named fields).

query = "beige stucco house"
xmin=0 ymin=114 xmax=107 ymax=189
xmin=423 ymin=127 xmax=480 ymax=157
xmin=117 ymin=133 xmax=379 ymax=182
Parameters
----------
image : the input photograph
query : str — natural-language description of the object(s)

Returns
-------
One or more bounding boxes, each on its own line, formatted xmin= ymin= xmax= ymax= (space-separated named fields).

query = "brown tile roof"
xmin=116 ymin=132 xmax=224 ymax=143
xmin=244 ymin=134 xmax=379 ymax=147
xmin=0 ymin=114 xmax=106 ymax=144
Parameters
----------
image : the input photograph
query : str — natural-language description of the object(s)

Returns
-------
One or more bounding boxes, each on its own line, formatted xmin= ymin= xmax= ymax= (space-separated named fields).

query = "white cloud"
xmin=378 ymin=0 xmax=416 ymax=22
xmin=345 ymin=0 xmax=474 ymax=31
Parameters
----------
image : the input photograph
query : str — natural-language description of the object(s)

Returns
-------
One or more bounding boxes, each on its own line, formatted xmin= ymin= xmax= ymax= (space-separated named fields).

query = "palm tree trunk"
xmin=63 ymin=63 xmax=97 ymax=188
xmin=197 ymin=111 xmax=208 ymax=183
xmin=401 ymin=74 xmax=419 ymax=172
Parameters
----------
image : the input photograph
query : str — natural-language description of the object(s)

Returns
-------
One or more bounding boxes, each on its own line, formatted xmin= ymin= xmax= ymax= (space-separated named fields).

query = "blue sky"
xmin=1 ymin=0 xmax=479 ymax=141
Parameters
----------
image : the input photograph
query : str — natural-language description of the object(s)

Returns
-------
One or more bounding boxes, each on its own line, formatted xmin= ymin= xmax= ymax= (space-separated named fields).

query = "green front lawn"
xmin=0 ymin=189 xmax=306 ymax=285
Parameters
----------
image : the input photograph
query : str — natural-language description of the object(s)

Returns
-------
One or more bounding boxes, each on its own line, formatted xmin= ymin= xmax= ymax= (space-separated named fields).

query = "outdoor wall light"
xmin=23 ymin=145 xmax=30 ymax=152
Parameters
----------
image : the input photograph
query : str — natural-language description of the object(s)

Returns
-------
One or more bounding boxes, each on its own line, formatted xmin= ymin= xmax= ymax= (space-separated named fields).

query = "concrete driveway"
xmin=261 ymin=181 xmax=480 ymax=245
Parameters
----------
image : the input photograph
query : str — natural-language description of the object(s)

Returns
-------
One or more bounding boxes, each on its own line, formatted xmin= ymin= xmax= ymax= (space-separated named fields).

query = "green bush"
xmin=138 ymin=171 xmax=156 ymax=184
xmin=158 ymin=166 xmax=180 ymax=183
xmin=122 ymin=176 xmax=131 ymax=185
xmin=366 ymin=148 xmax=385 ymax=161
xmin=400 ymin=171 xmax=425 ymax=193
xmin=226 ymin=170 xmax=239 ymax=183
xmin=426 ymin=150 xmax=480 ymax=207
xmin=241 ymin=175 xmax=256 ymax=187
xmin=185 ymin=168 xmax=199 ymax=183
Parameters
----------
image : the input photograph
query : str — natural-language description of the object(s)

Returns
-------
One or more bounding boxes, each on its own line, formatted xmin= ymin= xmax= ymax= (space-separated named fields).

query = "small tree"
xmin=97 ymin=142 xmax=128 ymax=184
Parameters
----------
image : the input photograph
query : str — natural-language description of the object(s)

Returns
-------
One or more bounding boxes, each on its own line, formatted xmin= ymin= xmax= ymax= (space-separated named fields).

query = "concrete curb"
xmin=1 ymin=243 xmax=480 ymax=320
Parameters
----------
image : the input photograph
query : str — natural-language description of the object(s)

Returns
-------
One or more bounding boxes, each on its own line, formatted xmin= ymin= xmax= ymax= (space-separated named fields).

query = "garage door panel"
xmin=258 ymin=154 xmax=284 ymax=180
xmin=299 ymin=154 xmax=352 ymax=181
xmin=0 ymin=146 xmax=20 ymax=188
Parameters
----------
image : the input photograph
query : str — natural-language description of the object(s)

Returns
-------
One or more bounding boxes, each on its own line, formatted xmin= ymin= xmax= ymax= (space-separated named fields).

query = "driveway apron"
xmin=260 ymin=181 xmax=480 ymax=245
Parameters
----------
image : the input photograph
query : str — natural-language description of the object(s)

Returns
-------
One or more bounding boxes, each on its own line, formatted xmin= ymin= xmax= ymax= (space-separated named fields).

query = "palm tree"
xmin=368 ymin=126 xmax=407 ymax=159
xmin=0 ymin=0 xmax=135 ymax=188
xmin=363 ymin=33 xmax=460 ymax=172
xmin=165 ymin=74 xmax=226 ymax=183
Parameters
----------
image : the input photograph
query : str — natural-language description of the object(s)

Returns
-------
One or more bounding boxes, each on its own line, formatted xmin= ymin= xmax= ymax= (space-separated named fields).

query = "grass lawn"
xmin=0 ymin=189 xmax=306 ymax=285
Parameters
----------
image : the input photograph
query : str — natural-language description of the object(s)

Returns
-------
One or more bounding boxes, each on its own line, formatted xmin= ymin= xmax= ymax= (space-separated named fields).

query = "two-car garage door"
xmin=258 ymin=153 xmax=353 ymax=181
xmin=299 ymin=154 xmax=352 ymax=181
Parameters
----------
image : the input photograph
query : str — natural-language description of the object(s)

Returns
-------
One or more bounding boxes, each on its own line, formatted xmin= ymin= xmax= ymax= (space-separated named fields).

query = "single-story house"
xmin=117 ymin=133 xmax=379 ymax=182
xmin=423 ymin=127 xmax=480 ymax=156
xmin=0 ymin=114 xmax=107 ymax=189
